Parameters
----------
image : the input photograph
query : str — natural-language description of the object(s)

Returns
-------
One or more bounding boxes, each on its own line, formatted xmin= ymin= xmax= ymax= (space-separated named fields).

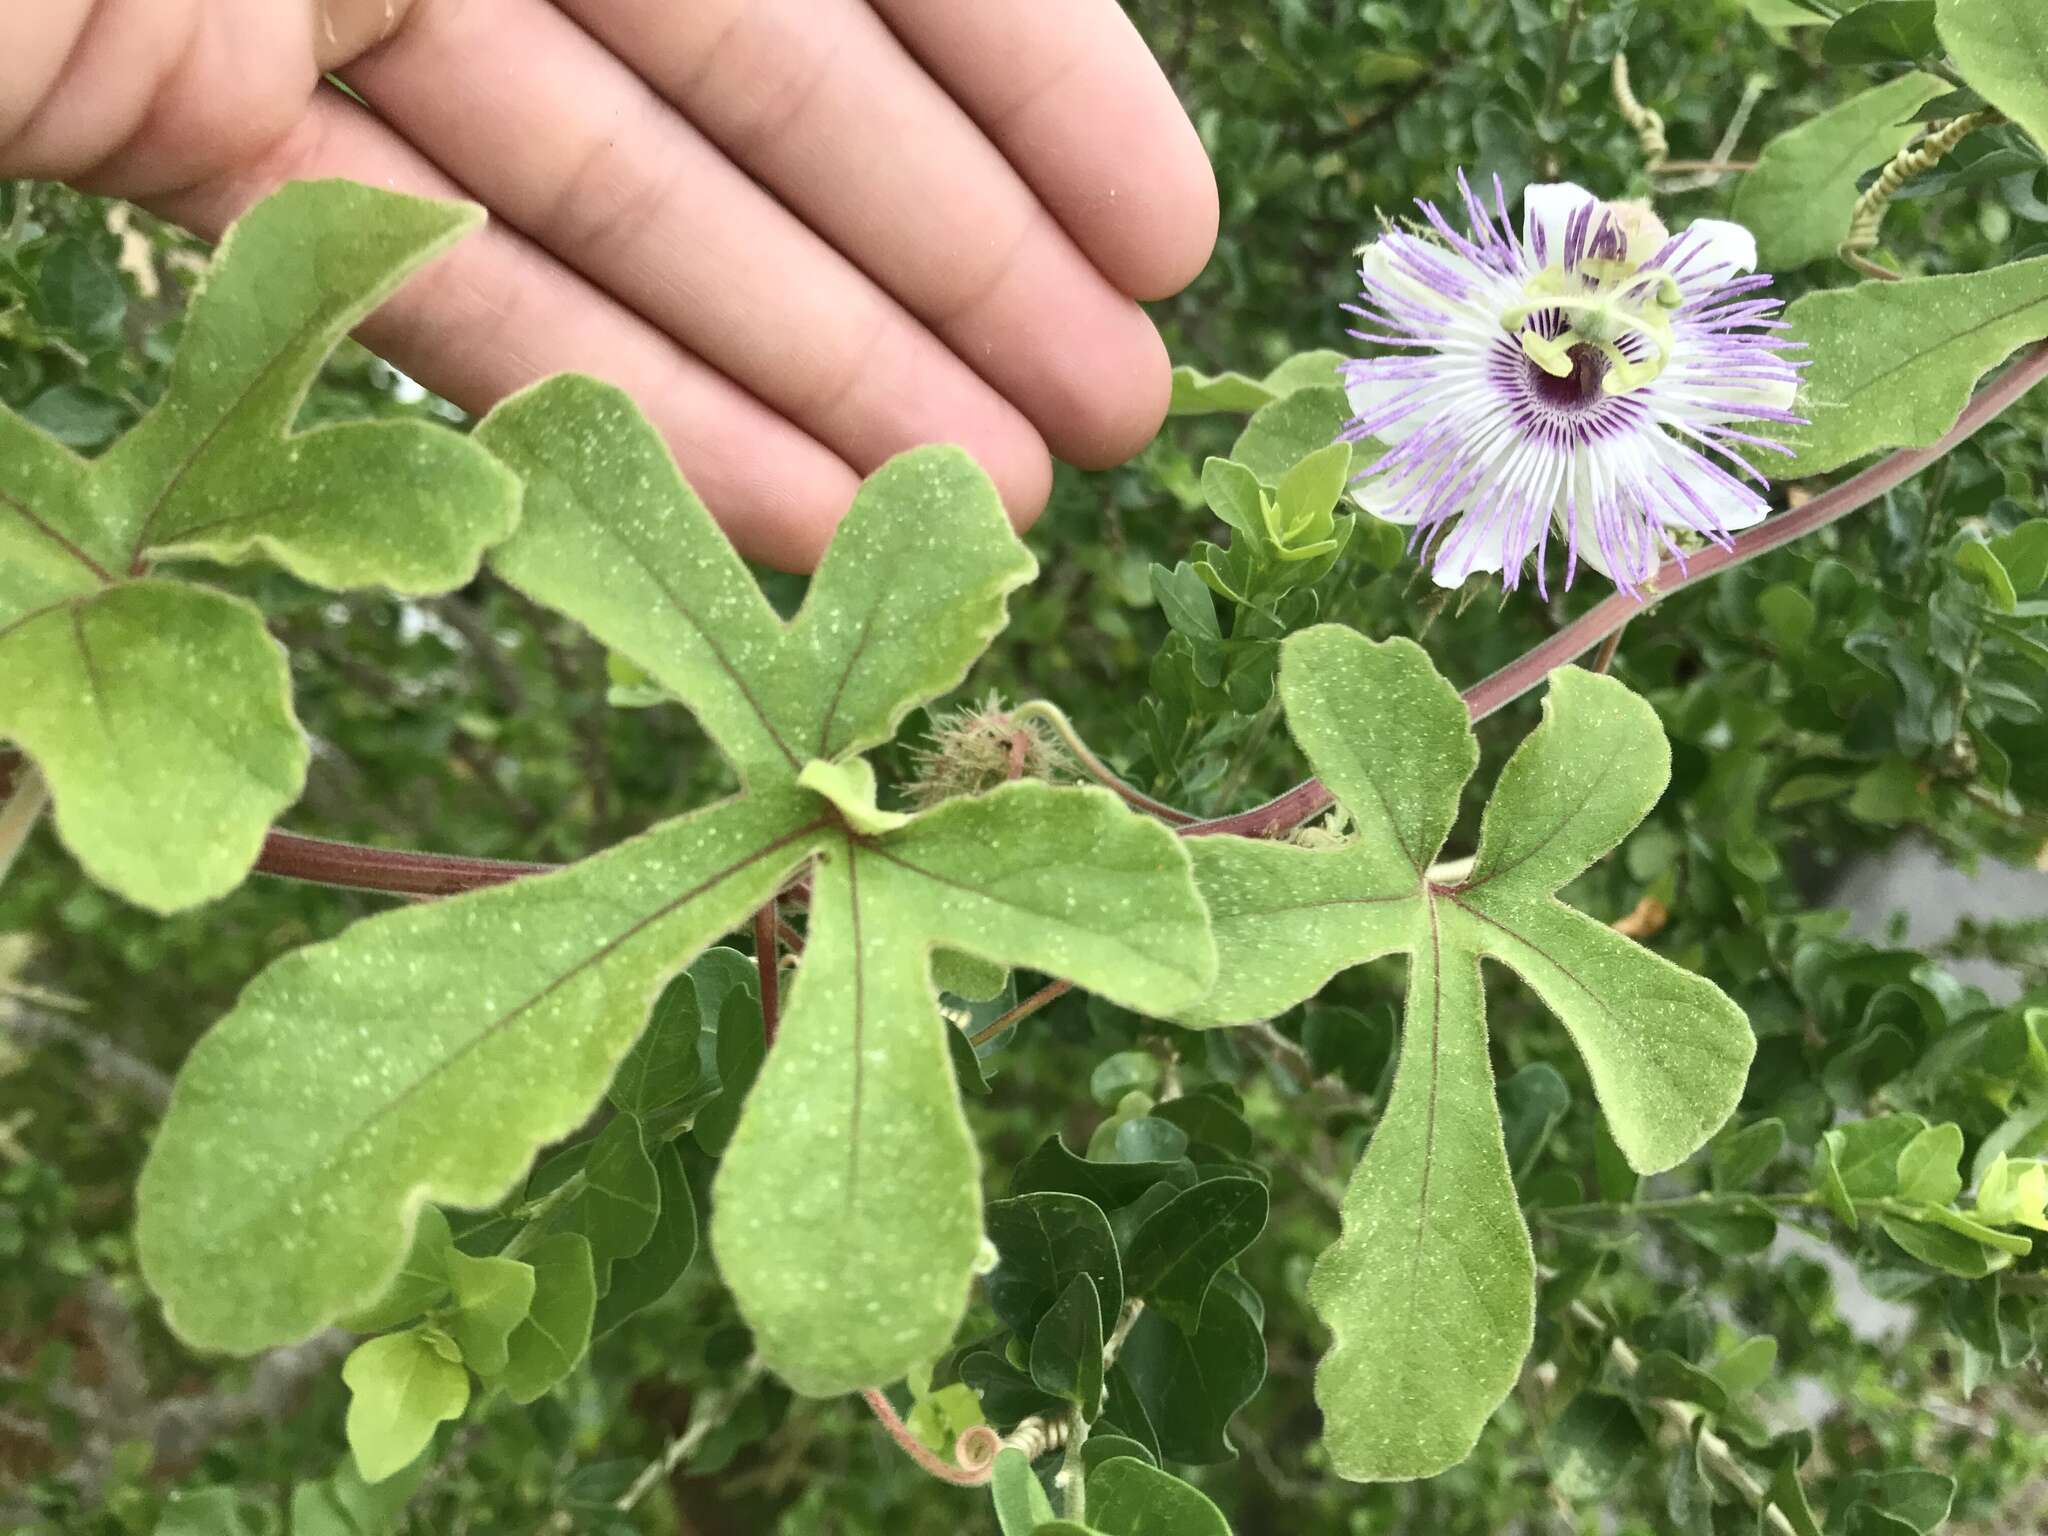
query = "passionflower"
xmin=1342 ymin=174 xmax=1802 ymax=594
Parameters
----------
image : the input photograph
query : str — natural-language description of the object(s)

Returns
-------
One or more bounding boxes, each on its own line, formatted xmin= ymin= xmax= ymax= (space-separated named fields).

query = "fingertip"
xmin=1042 ymin=299 xmax=1171 ymax=471
xmin=1105 ymin=115 xmax=1220 ymax=303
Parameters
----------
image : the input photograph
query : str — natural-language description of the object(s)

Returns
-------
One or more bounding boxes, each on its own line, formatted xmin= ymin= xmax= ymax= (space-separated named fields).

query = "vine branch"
xmin=230 ymin=344 xmax=2048 ymax=901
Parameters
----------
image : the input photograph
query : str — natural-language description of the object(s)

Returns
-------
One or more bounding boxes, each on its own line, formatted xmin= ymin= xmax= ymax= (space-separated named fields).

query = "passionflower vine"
xmin=1342 ymin=174 xmax=1802 ymax=594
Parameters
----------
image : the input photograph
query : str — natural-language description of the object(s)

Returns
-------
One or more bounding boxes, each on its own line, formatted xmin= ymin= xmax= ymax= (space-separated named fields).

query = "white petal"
xmin=1431 ymin=510 xmax=1511 ymax=586
xmin=1644 ymin=435 xmax=1771 ymax=533
xmin=1673 ymin=218 xmax=1758 ymax=280
xmin=1521 ymin=182 xmax=1597 ymax=268
xmin=1344 ymin=365 xmax=1431 ymax=446
xmin=1351 ymin=466 xmax=1422 ymax=524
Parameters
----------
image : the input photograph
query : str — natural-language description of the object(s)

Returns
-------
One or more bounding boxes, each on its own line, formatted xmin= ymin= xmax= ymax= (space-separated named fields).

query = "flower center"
xmin=1529 ymin=343 xmax=1611 ymax=410
xmin=1499 ymin=201 xmax=1683 ymax=399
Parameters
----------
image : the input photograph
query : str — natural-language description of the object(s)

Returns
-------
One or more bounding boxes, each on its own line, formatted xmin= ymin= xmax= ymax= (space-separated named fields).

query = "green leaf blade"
xmin=1309 ymin=901 xmax=1534 ymax=1482
xmin=1779 ymin=257 xmax=2048 ymax=477
xmin=711 ymin=842 xmax=984 ymax=1396
xmin=137 ymin=788 xmax=824 ymax=1352
xmin=1937 ymin=0 xmax=2048 ymax=161
xmin=0 ymin=580 xmax=307 ymax=914
xmin=1465 ymin=668 xmax=1668 ymax=899
xmin=1731 ymin=73 xmax=1948 ymax=271
xmin=1454 ymin=897 xmax=1753 ymax=1174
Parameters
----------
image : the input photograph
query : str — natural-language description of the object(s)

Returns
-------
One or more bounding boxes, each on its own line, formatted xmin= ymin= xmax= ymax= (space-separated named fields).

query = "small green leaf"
xmin=1772 ymin=1446 xmax=1826 ymax=1536
xmin=1231 ymin=386 xmax=1355 ymax=487
xmin=1500 ymin=1063 xmax=1573 ymax=1182
xmin=1837 ymin=1468 xmax=1956 ymax=1534
xmin=1010 ymin=1135 xmax=1195 ymax=1209
xmin=1973 ymin=1153 xmax=2048 ymax=1228
xmin=1168 ymin=350 xmax=1345 ymax=414
xmin=1633 ymin=1350 xmax=1729 ymax=1412
xmin=1110 ymin=1283 xmax=1265 ymax=1466
xmin=691 ymin=984 xmax=768 ymax=1156
xmin=1709 ymin=1334 xmax=1779 ymax=1399
xmin=1878 ymin=1213 xmax=2015 ymax=1276
xmin=1030 ymin=1272 xmax=1106 ymax=1412
xmin=1086 ymin=1456 xmax=1233 ymax=1535
xmin=1711 ymin=1118 xmax=1787 ymax=1191
xmin=986 ymin=1190 xmax=1125 ymax=1337
xmin=339 ymin=1204 xmax=454 ymax=1334
xmin=1779 ymin=257 xmax=2048 ymax=477
xmin=499 ymin=1233 xmax=597 ymax=1404
xmin=156 ymin=1489 xmax=260 ymax=1536
xmin=1121 ymin=1176 xmax=1268 ymax=1334
xmin=1543 ymin=1391 xmax=1648 ymax=1502
xmin=1732 ymin=73 xmax=1948 ymax=270
xmin=1150 ymin=562 xmax=1223 ymax=643
xmin=1090 ymin=1052 xmax=1164 ymax=1108
xmin=1895 ymin=1121 xmax=1966 ymax=1206
xmin=342 ymin=1329 xmax=469 ymax=1485
xmin=1936 ymin=0 xmax=2048 ymax=165
xmin=991 ymin=1447 xmax=1058 ymax=1536
xmin=595 ymin=1140 xmax=697 ymax=1336
xmin=561 ymin=1113 xmax=662 ymax=1275
xmin=1957 ymin=538 xmax=2019 ymax=612
xmin=607 ymin=973 xmax=703 ymax=1117
xmin=444 ymin=1250 xmax=535 ymax=1379
xmin=1991 ymin=521 xmax=2048 ymax=594
xmin=1823 ymin=1 xmax=1939 ymax=64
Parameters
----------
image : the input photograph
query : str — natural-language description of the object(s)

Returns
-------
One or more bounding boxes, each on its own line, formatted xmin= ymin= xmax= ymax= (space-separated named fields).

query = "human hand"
xmin=2 ymin=1 xmax=1217 ymax=568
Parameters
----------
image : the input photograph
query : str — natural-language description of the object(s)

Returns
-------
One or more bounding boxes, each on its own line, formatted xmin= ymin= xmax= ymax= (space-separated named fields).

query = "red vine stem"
xmin=859 ymin=1388 xmax=995 ymax=1486
xmin=241 ymin=344 xmax=2048 ymax=896
xmin=253 ymin=830 xmax=551 ymax=897
xmin=754 ymin=901 xmax=781 ymax=1047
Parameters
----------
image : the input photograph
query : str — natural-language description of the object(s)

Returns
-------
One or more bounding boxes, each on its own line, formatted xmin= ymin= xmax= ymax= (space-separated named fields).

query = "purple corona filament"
xmin=1342 ymin=173 xmax=1805 ymax=596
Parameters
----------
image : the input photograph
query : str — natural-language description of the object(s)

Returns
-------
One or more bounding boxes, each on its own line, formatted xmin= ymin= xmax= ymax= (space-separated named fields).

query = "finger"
xmin=868 ymin=0 xmax=1218 ymax=302
xmin=148 ymin=88 xmax=866 ymax=571
xmin=553 ymin=0 xmax=1171 ymax=469
xmin=341 ymin=0 xmax=1058 ymax=505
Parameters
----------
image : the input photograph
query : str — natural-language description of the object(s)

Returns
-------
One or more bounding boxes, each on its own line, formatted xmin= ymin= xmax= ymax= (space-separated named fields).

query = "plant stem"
xmin=1060 ymin=1413 xmax=1091 ymax=1521
xmin=500 ymin=1172 xmax=586 ymax=1261
xmin=254 ymin=830 xmax=553 ymax=898
xmin=615 ymin=1359 xmax=765 ymax=1512
xmin=969 ymin=978 xmax=1073 ymax=1048
xmin=1573 ymin=1301 xmax=1802 ymax=1536
xmin=1014 ymin=701 xmax=1197 ymax=825
xmin=1590 ymin=622 xmax=1626 ymax=675
xmin=0 ymin=765 xmax=49 ymax=890
xmin=754 ymin=901 xmax=781 ymax=1047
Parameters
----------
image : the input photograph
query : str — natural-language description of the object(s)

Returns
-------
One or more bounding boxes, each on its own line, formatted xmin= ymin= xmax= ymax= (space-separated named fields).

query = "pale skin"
xmin=2 ymin=0 xmax=1218 ymax=569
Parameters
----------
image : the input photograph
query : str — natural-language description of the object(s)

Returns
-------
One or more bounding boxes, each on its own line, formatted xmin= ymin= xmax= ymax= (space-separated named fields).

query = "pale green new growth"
xmin=1779 ymin=257 xmax=2048 ymax=477
xmin=1732 ymin=73 xmax=1947 ymax=271
xmin=342 ymin=1330 xmax=469 ymax=1484
xmin=1179 ymin=628 xmax=1754 ymax=1480
xmin=0 ymin=181 xmax=519 ymax=913
xmin=138 ymin=377 xmax=1215 ymax=1403
xmin=1936 ymin=0 xmax=2048 ymax=162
